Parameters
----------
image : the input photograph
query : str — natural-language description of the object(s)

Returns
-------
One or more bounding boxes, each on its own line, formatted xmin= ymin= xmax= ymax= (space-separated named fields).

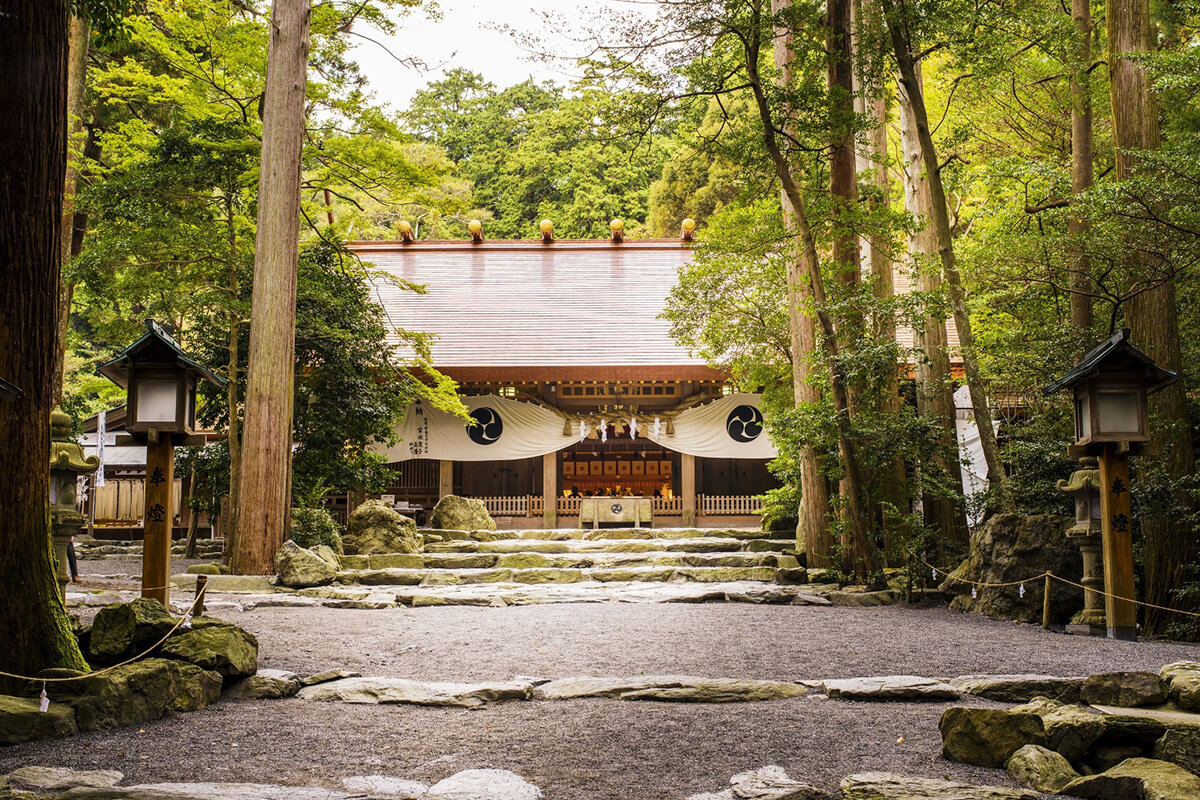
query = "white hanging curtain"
xmin=378 ymin=394 xmax=574 ymax=462
xmin=643 ymin=392 xmax=776 ymax=459
xmin=379 ymin=392 xmax=777 ymax=463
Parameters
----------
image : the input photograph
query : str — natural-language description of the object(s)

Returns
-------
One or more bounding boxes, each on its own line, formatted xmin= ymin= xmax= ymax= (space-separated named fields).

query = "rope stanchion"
xmin=914 ymin=554 xmax=1200 ymax=621
xmin=0 ymin=580 xmax=210 ymax=685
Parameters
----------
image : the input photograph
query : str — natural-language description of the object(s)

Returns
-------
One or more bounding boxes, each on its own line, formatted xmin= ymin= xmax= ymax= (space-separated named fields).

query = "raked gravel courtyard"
xmin=4 ymin=594 xmax=1200 ymax=798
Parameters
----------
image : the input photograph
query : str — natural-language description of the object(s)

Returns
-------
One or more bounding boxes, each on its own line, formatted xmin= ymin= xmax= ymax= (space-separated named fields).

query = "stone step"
xmin=342 ymin=550 xmax=797 ymax=572
xmin=427 ymin=526 xmax=779 ymax=543
xmin=423 ymin=536 xmax=794 ymax=555
xmin=338 ymin=564 xmax=784 ymax=586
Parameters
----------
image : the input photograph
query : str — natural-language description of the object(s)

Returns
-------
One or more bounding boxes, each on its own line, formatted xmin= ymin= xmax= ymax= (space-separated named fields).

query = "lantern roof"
xmin=97 ymin=319 xmax=226 ymax=389
xmin=1045 ymin=328 xmax=1179 ymax=395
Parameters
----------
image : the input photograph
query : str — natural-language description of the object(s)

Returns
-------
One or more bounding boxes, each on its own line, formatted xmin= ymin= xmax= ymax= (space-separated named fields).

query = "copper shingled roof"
xmin=349 ymin=238 xmax=960 ymax=376
xmin=352 ymin=239 xmax=714 ymax=375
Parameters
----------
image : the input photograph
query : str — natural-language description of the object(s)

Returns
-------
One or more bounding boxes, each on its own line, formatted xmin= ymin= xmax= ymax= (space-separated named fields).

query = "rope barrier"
xmin=915 ymin=555 xmax=1200 ymax=620
xmin=0 ymin=581 xmax=210 ymax=685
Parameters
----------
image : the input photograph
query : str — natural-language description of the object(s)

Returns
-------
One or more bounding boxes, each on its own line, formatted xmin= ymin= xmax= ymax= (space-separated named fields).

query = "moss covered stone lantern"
xmin=1057 ymin=458 xmax=1104 ymax=635
xmin=50 ymin=408 xmax=99 ymax=601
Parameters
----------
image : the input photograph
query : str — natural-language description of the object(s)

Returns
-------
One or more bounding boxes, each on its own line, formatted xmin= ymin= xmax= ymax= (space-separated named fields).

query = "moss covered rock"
xmin=942 ymin=514 xmax=1081 ymax=624
xmin=430 ymin=495 xmax=496 ymax=532
xmin=274 ymin=540 xmax=337 ymax=588
xmin=344 ymin=500 xmax=421 ymax=554
xmin=939 ymin=706 xmax=1047 ymax=768
xmin=89 ymin=598 xmax=178 ymax=664
xmin=1161 ymin=662 xmax=1200 ymax=712
xmin=0 ymin=695 xmax=77 ymax=744
xmin=47 ymin=658 xmax=221 ymax=731
xmin=1062 ymin=757 xmax=1200 ymax=800
xmin=159 ymin=623 xmax=258 ymax=681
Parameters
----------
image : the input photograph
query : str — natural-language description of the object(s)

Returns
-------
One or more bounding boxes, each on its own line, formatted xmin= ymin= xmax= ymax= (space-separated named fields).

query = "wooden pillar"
xmin=1099 ymin=443 xmax=1136 ymax=640
xmin=681 ymin=453 xmax=697 ymax=527
xmin=143 ymin=435 xmax=174 ymax=605
xmin=542 ymin=452 xmax=557 ymax=529
xmin=439 ymin=459 xmax=454 ymax=499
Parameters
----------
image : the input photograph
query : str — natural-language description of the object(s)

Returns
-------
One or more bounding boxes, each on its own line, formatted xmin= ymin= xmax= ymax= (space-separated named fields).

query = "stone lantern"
xmin=49 ymin=408 xmax=99 ymax=601
xmin=1046 ymin=328 xmax=1179 ymax=640
xmin=98 ymin=320 xmax=224 ymax=604
xmin=1057 ymin=458 xmax=1104 ymax=635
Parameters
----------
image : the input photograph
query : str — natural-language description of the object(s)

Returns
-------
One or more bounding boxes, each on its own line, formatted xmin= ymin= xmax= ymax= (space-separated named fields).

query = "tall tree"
xmin=1068 ymin=0 xmax=1094 ymax=335
xmin=770 ymin=0 xmax=832 ymax=566
xmin=880 ymin=0 xmax=1015 ymax=512
xmin=235 ymin=0 xmax=311 ymax=574
xmin=898 ymin=72 xmax=968 ymax=545
xmin=0 ymin=0 xmax=90 ymax=690
xmin=1107 ymin=0 xmax=1197 ymax=630
xmin=52 ymin=12 xmax=89 ymax=405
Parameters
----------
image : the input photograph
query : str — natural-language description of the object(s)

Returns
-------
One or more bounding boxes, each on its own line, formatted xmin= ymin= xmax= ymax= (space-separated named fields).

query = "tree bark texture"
xmin=881 ymin=0 xmax=1014 ymax=513
xmin=771 ymin=0 xmax=832 ymax=567
xmin=898 ymin=76 xmax=969 ymax=546
xmin=235 ymin=0 xmax=311 ymax=574
xmin=223 ymin=197 xmax=242 ymax=566
xmin=52 ymin=13 xmax=88 ymax=405
xmin=755 ymin=0 xmax=882 ymax=578
xmin=1069 ymin=0 xmax=1093 ymax=335
xmin=0 ymin=0 xmax=90 ymax=690
xmin=853 ymin=0 xmax=907 ymax=538
xmin=1107 ymin=0 xmax=1197 ymax=630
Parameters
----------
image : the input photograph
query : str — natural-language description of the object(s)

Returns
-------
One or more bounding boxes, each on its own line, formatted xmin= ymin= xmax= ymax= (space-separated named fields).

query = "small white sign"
xmin=381 ymin=494 xmax=395 ymax=506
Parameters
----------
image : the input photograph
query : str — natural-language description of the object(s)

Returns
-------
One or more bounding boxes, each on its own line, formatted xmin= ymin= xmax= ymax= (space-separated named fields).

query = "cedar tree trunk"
xmin=0 ymin=0 xmax=90 ymax=691
xmin=235 ymin=0 xmax=310 ymax=574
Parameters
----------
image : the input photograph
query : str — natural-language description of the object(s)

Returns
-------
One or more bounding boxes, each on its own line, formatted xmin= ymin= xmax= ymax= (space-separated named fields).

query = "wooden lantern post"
xmin=1046 ymin=329 xmax=1179 ymax=641
xmin=98 ymin=320 xmax=226 ymax=606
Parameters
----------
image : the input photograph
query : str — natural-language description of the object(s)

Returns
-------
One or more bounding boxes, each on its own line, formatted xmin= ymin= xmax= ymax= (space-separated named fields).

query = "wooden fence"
xmin=478 ymin=494 xmax=760 ymax=518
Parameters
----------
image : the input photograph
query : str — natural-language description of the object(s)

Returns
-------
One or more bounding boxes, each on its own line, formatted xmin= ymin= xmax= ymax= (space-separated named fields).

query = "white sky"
xmin=349 ymin=0 xmax=652 ymax=111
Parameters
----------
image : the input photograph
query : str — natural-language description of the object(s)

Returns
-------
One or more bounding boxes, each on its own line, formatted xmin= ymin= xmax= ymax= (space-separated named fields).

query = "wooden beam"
xmin=439 ymin=459 xmax=454 ymax=500
xmin=1099 ymin=442 xmax=1137 ymax=640
xmin=142 ymin=436 xmax=174 ymax=605
xmin=542 ymin=452 xmax=557 ymax=528
xmin=681 ymin=453 xmax=696 ymax=527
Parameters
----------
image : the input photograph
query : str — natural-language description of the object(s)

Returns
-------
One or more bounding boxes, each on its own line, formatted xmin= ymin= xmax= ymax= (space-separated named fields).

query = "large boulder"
xmin=1154 ymin=728 xmax=1200 ymax=775
xmin=1062 ymin=757 xmax=1200 ymax=800
xmin=1006 ymin=744 xmax=1081 ymax=793
xmin=430 ymin=495 xmax=496 ymax=532
xmin=941 ymin=514 xmax=1081 ymax=623
xmin=344 ymin=499 xmax=421 ymax=554
xmin=158 ymin=622 xmax=258 ymax=681
xmin=274 ymin=540 xmax=337 ymax=588
xmin=88 ymin=597 xmax=178 ymax=664
xmin=1161 ymin=662 xmax=1200 ymax=712
xmin=1011 ymin=696 xmax=1107 ymax=761
xmin=0 ymin=695 xmax=77 ymax=744
xmin=938 ymin=706 xmax=1046 ymax=768
xmin=1081 ymin=671 xmax=1167 ymax=708
xmin=46 ymin=658 xmax=221 ymax=731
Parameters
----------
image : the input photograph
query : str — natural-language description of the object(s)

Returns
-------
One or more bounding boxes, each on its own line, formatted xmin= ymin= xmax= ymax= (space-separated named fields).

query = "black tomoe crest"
xmin=726 ymin=405 xmax=764 ymax=442
xmin=467 ymin=407 xmax=503 ymax=445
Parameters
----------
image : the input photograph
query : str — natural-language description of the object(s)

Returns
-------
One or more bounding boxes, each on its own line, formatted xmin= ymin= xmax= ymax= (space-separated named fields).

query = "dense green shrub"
xmin=290 ymin=507 xmax=343 ymax=554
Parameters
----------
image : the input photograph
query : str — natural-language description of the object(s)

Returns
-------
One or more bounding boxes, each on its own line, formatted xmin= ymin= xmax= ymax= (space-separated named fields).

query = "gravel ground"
xmin=1 ymin=694 xmax=1038 ymax=798
xmin=12 ymin=564 xmax=1198 ymax=798
xmin=239 ymin=601 xmax=1199 ymax=682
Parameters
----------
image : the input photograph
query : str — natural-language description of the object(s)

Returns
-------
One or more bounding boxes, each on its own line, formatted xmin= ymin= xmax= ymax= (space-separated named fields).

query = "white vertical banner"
xmin=95 ymin=410 xmax=106 ymax=487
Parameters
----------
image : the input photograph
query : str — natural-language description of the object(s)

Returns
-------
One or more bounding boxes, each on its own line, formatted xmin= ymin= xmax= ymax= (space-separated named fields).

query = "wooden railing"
xmin=699 ymin=494 xmax=763 ymax=516
xmin=475 ymin=494 xmax=761 ymax=518
xmin=479 ymin=496 xmax=529 ymax=516
xmin=653 ymin=496 xmax=683 ymax=514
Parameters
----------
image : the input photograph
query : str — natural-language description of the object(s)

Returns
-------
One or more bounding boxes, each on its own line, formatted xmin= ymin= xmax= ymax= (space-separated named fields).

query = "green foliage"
xmin=290 ymin=507 xmax=343 ymax=553
xmin=403 ymin=69 xmax=669 ymax=238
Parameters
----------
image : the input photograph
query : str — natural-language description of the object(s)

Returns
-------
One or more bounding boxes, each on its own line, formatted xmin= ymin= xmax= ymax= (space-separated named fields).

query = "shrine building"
xmin=350 ymin=230 xmax=778 ymax=529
